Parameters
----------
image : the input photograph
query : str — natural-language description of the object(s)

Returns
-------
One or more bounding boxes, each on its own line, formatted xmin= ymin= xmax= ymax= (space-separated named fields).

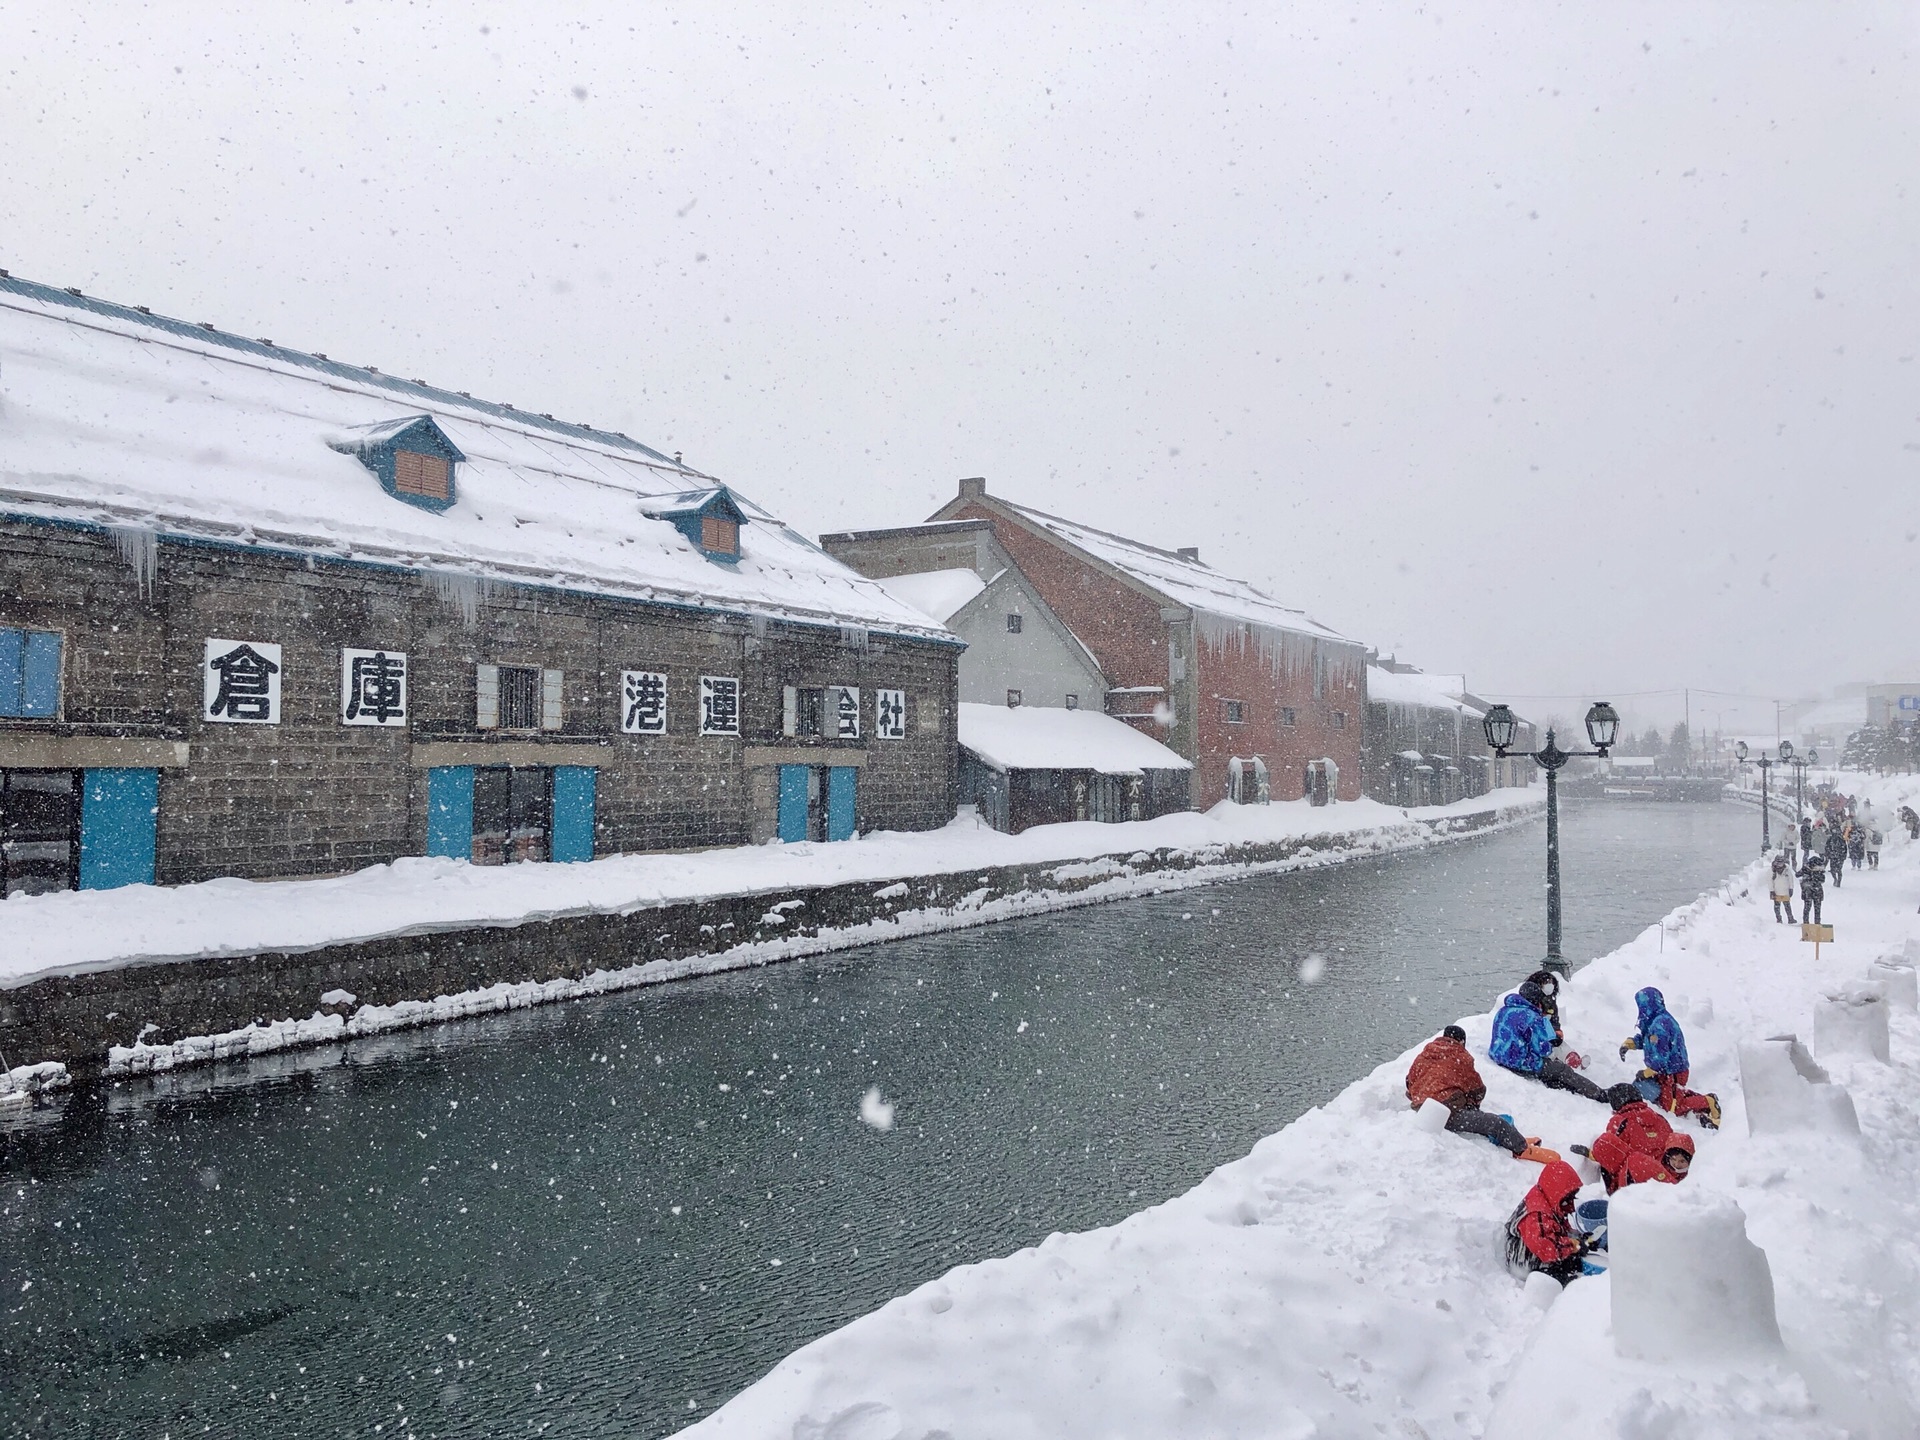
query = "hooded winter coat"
xmin=1488 ymin=985 xmax=1557 ymax=1076
xmin=1632 ymin=987 xmax=1690 ymax=1076
xmin=1405 ymin=1034 xmax=1486 ymax=1112
xmin=1589 ymin=1100 xmax=1691 ymax=1192
xmin=1769 ymin=858 xmax=1794 ymax=898
xmin=1515 ymin=1160 xmax=1584 ymax=1264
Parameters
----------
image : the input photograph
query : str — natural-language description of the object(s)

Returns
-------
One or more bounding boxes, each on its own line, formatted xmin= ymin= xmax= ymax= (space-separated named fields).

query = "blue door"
xmin=79 ymin=768 xmax=158 ymax=889
xmin=827 ymin=766 xmax=857 ymax=842
xmin=427 ymin=765 xmax=474 ymax=859
xmin=551 ymin=766 xmax=597 ymax=863
xmin=777 ymin=764 xmax=810 ymax=842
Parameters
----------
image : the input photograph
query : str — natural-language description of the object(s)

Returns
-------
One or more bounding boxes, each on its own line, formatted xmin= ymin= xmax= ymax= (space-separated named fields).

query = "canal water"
xmin=1 ymin=799 xmax=1760 ymax=1439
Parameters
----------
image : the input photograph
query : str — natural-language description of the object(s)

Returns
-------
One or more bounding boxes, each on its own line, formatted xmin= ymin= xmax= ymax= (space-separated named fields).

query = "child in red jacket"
xmin=1504 ymin=1160 xmax=1590 ymax=1285
xmin=1406 ymin=1025 xmax=1559 ymax=1163
xmin=1582 ymin=1101 xmax=1695 ymax=1194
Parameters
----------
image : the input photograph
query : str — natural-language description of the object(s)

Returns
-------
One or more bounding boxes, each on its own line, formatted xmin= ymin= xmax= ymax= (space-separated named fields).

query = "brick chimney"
xmin=958 ymin=477 xmax=987 ymax=500
xmin=1176 ymin=546 xmax=1200 ymax=562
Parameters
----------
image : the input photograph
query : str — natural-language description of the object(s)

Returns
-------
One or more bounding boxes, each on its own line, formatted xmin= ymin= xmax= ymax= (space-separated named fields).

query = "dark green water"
xmin=0 ymin=799 xmax=1760 ymax=1438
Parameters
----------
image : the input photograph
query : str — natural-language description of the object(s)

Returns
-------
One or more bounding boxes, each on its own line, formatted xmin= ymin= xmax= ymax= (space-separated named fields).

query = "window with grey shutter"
xmin=782 ymin=686 xmax=798 ymax=737
xmin=541 ymin=669 xmax=564 ymax=730
xmin=476 ymin=664 xmax=500 ymax=729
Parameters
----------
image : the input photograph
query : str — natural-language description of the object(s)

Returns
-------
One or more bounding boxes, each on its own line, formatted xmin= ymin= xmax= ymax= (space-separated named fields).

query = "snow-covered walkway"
xmin=0 ymin=791 xmax=1534 ymax=989
xmin=677 ymin=777 xmax=1920 ymax=1440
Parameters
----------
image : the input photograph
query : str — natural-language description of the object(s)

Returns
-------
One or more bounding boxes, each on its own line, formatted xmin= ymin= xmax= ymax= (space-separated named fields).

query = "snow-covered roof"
xmin=1793 ymin=700 xmax=1864 ymax=733
xmin=1366 ymin=666 xmax=1483 ymax=717
xmin=958 ymin=702 xmax=1192 ymax=775
xmin=878 ymin=567 xmax=988 ymax=623
xmin=991 ymin=499 xmax=1350 ymax=644
xmin=0 ymin=276 xmax=953 ymax=643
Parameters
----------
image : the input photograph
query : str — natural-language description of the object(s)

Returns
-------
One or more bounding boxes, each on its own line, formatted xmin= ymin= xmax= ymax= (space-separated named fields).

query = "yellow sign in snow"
xmin=1801 ymin=922 xmax=1834 ymax=958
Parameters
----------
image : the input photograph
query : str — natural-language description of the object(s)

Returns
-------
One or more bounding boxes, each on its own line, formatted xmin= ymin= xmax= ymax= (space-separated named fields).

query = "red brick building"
xmin=925 ymin=480 xmax=1365 ymax=806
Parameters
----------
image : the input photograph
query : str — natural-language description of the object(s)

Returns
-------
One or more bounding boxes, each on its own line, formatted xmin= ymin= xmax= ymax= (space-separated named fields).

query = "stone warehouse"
xmin=834 ymin=480 xmax=1366 ymax=809
xmin=0 ymin=276 xmax=959 ymax=895
xmin=1360 ymin=659 xmax=1537 ymax=806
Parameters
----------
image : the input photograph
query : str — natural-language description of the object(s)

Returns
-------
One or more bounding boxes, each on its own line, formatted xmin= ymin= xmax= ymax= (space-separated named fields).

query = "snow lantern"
xmin=1814 ymin=985 xmax=1891 ymax=1065
xmin=1608 ymin=1185 xmax=1781 ymax=1361
xmin=1869 ymin=960 xmax=1918 ymax=1013
xmin=1736 ymin=1036 xmax=1860 ymax=1137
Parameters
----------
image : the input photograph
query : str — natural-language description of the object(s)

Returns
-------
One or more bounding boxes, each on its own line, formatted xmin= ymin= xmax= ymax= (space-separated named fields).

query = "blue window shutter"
xmin=22 ymin=631 xmax=61 ymax=717
xmin=80 ymin=768 xmax=159 ymax=890
xmin=551 ymin=766 xmax=597 ymax=863
xmin=827 ymin=766 xmax=858 ymax=842
xmin=777 ymin=765 xmax=810 ymax=842
xmin=0 ymin=630 xmax=22 ymax=716
xmin=427 ymin=766 xmax=475 ymax=859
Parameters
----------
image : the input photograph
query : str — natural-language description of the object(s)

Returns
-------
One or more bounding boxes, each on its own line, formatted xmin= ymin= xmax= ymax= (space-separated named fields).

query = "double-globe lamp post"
xmin=1482 ymin=700 xmax=1621 ymax=978
xmin=1756 ymin=739 xmax=1818 ymax=854
xmin=1731 ymin=740 xmax=1780 ymax=853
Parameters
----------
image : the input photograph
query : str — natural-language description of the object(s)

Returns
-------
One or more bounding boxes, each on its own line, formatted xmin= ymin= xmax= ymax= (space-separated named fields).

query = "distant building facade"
xmin=0 ymin=277 xmax=959 ymax=896
xmin=821 ymin=519 xmax=1108 ymax=712
xmin=1360 ymin=658 xmax=1535 ymax=805
xmin=919 ymin=480 xmax=1366 ymax=807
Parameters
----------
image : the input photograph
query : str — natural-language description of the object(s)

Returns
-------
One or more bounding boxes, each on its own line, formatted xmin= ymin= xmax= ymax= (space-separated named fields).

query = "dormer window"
xmin=643 ymin=485 xmax=751 ymax=566
xmin=395 ymin=450 xmax=451 ymax=501
xmin=327 ymin=415 xmax=464 ymax=514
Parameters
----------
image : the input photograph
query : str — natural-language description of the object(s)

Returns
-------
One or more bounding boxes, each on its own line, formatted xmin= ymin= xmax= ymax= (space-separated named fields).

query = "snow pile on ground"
xmin=0 ymin=1060 xmax=70 ymax=1104
xmin=0 ymin=789 xmax=1537 ymax=989
xmin=676 ymin=775 xmax=1920 ymax=1440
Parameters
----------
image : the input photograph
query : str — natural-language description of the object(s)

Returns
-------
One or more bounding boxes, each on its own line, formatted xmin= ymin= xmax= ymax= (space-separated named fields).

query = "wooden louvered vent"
xmin=394 ymin=450 xmax=451 ymax=500
xmin=701 ymin=515 xmax=739 ymax=556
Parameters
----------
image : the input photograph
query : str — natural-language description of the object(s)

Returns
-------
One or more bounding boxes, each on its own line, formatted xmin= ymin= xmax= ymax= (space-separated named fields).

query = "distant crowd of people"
xmin=1767 ymin=789 xmax=1895 ymax=925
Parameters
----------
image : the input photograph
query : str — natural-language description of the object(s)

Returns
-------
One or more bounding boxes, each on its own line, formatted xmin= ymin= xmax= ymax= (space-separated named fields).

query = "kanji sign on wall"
xmin=700 ymin=675 xmax=741 ymax=736
xmin=875 ymin=688 xmax=906 ymax=739
xmin=621 ymin=670 xmax=669 ymax=734
xmin=204 ymin=638 xmax=283 ymax=725
xmin=831 ymin=685 xmax=861 ymax=739
xmin=341 ymin=648 xmax=409 ymax=726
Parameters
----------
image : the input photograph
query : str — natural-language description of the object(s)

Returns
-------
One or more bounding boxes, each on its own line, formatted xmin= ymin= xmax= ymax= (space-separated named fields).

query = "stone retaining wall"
xmin=2 ymin=802 xmax=1531 ymax=1078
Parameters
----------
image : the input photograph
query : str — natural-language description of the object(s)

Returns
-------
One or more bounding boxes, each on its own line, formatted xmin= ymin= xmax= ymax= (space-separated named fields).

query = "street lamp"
xmin=1778 ymin=739 xmax=1819 ymax=847
xmin=1732 ymin=740 xmax=1778 ymax=853
xmin=1483 ymin=700 xmax=1620 ymax=977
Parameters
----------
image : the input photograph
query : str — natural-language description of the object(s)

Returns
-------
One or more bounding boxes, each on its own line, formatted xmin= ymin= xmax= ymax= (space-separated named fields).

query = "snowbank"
xmin=0 ymin=790 xmax=1534 ymax=991
xmin=675 ymin=773 xmax=1920 ymax=1440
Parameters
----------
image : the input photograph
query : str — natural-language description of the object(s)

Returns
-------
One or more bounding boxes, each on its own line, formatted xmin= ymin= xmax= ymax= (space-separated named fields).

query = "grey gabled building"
xmin=0 ymin=275 xmax=960 ymax=895
xmin=820 ymin=517 xmax=1108 ymax=712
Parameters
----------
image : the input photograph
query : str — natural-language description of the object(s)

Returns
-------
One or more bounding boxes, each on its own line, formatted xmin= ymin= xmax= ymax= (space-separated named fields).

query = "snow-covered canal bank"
xmin=1 ymin=800 xmax=1760 ymax=1438
xmin=686 ymin=780 xmax=1920 ymax=1440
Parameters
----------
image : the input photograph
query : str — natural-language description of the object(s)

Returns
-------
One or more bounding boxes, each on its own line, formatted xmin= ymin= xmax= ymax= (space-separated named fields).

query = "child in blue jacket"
xmin=1489 ymin=976 xmax=1624 ymax=1106
xmin=1619 ymin=986 xmax=1721 ymax=1128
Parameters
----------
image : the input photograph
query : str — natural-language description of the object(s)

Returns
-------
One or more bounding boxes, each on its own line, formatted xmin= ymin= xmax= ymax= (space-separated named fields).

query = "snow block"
xmin=1815 ymin=986 xmax=1891 ymax=1065
xmin=1608 ymin=1185 xmax=1781 ymax=1361
xmin=1737 ymin=1037 xmax=1859 ymax=1137
xmin=1522 ymin=1271 xmax=1562 ymax=1311
xmin=1415 ymin=1097 xmax=1451 ymax=1133
xmin=1869 ymin=960 xmax=1918 ymax=1013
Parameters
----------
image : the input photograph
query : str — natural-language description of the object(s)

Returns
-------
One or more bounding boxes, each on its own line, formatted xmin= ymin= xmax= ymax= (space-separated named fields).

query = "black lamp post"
xmin=1778 ymin=739 xmax=1819 ymax=846
xmin=1732 ymin=740 xmax=1780 ymax=854
xmin=1483 ymin=699 xmax=1620 ymax=977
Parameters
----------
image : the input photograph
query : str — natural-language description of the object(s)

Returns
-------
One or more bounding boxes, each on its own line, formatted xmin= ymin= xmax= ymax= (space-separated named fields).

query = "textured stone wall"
xmin=0 ymin=518 xmax=958 ymax=882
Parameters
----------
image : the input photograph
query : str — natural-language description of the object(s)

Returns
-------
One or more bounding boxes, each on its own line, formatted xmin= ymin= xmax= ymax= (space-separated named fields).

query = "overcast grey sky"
xmin=3 ymin=2 xmax=1914 ymax=735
